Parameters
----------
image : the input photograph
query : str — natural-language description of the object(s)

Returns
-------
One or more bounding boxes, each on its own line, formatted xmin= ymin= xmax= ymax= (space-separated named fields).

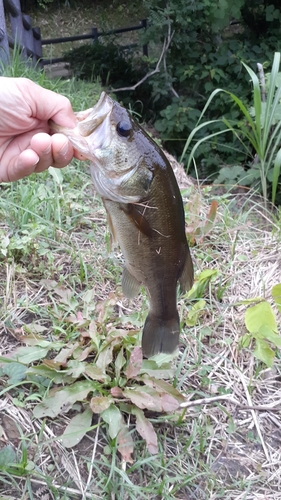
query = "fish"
xmin=50 ymin=92 xmax=194 ymax=357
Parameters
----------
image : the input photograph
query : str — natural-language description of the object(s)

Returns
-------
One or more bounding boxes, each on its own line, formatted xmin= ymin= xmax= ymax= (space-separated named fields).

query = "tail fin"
xmin=141 ymin=313 xmax=180 ymax=358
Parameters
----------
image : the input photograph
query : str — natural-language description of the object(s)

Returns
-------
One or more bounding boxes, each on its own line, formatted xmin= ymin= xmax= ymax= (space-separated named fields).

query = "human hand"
xmin=0 ymin=77 xmax=79 ymax=182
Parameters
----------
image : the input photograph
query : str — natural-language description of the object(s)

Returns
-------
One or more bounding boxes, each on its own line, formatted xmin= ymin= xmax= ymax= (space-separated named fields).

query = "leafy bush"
xmin=63 ymin=41 xmax=155 ymax=115
xmin=182 ymin=52 xmax=281 ymax=204
xmin=64 ymin=42 xmax=137 ymax=88
xmin=65 ymin=0 xmax=281 ymax=202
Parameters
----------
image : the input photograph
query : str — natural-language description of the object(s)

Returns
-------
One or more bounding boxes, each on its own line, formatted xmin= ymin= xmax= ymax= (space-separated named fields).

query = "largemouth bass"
xmin=50 ymin=92 xmax=194 ymax=357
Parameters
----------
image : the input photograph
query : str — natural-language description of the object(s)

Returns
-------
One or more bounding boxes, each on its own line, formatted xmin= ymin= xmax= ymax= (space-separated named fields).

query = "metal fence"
xmin=0 ymin=0 xmax=148 ymax=70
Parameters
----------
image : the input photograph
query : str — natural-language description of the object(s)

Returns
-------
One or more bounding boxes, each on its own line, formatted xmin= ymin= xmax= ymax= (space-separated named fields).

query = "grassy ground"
xmin=1 ymin=2 xmax=281 ymax=497
xmin=0 ymin=60 xmax=281 ymax=499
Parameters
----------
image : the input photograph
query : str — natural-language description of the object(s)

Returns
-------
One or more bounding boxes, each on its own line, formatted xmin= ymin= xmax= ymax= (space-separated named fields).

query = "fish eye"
xmin=116 ymin=121 xmax=132 ymax=138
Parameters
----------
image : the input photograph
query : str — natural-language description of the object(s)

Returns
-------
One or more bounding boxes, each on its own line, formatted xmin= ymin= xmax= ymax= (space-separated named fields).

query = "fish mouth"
xmin=49 ymin=92 xmax=113 ymax=160
xmin=76 ymin=92 xmax=113 ymax=138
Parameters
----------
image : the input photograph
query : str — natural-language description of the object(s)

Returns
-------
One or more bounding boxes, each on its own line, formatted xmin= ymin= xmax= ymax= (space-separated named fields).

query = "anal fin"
xmin=179 ymin=249 xmax=194 ymax=293
xmin=122 ymin=266 xmax=141 ymax=299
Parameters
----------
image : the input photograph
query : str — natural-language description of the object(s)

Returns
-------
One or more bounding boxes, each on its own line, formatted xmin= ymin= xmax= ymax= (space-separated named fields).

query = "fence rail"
xmin=41 ymin=20 xmax=148 ymax=66
xmin=0 ymin=0 xmax=148 ymax=71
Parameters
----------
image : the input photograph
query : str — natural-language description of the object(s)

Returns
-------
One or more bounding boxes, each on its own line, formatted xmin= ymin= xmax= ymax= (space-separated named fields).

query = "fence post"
xmin=22 ymin=14 xmax=36 ymax=64
xmin=9 ymin=0 xmax=27 ymax=58
xmin=0 ymin=0 xmax=10 ymax=68
xmin=91 ymin=27 xmax=99 ymax=44
xmin=33 ymin=26 xmax=43 ymax=66
xmin=141 ymin=19 xmax=148 ymax=57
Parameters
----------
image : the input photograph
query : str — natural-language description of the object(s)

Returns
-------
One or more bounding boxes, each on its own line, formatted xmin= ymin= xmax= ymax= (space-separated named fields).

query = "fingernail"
xmin=42 ymin=145 xmax=51 ymax=154
xmin=59 ymin=141 xmax=69 ymax=156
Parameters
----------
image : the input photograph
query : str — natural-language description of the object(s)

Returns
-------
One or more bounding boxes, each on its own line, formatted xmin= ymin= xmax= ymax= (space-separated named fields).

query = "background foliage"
xmin=61 ymin=0 xmax=281 ymax=201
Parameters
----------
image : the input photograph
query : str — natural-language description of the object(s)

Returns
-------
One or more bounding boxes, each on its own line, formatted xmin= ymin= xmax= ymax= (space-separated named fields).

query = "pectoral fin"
xmin=179 ymin=249 xmax=194 ymax=293
xmin=103 ymin=201 xmax=117 ymax=246
xmin=122 ymin=267 xmax=141 ymax=298
xmin=123 ymin=203 xmax=153 ymax=238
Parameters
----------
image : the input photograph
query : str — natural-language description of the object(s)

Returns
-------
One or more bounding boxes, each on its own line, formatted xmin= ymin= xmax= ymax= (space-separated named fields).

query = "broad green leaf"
xmin=115 ymin=348 xmax=126 ymax=379
xmin=20 ymin=336 xmax=63 ymax=349
xmin=12 ymin=346 xmax=51 ymax=364
xmin=187 ymin=269 xmax=219 ymax=299
xmin=185 ymin=299 xmax=206 ymax=326
xmin=142 ymin=378 xmax=186 ymax=404
xmin=101 ymin=404 xmax=122 ymax=439
xmin=2 ymin=362 xmax=27 ymax=384
xmin=149 ymin=352 xmax=176 ymax=366
xmin=61 ymin=408 xmax=93 ymax=448
xmin=132 ymin=407 xmax=158 ymax=455
xmin=197 ymin=269 xmax=219 ymax=282
xmin=33 ymin=380 xmax=94 ymax=418
xmin=90 ymin=396 xmax=113 ymax=413
xmin=84 ymin=364 xmax=110 ymax=383
xmin=272 ymin=284 xmax=281 ymax=313
xmin=139 ymin=360 xmax=174 ymax=379
xmin=258 ymin=325 xmax=281 ymax=347
xmin=0 ymin=445 xmax=16 ymax=467
xmin=26 ymin=364 xmax=66 ymax=384
xmin=96 ymin=344 xmax=113 ymax=372
xmin=245 ymin=301 xmax=277 ymax=333
xmin=54 ymin=343 xmax=79 ymax=364
xmin=49 ymin=166 xmax=64 ymax=185
xmin=123 ymin=386 xmax=162 ymax=411
xmin=125 ymin=347 xmax=143 ymax=379
xmin=117 ymin=416 xmax=134 ymax=463
xmin=123 ymin=386 xmax=180 ymax=412
xmin=239 ymin=333 xmax=251 ymax=348
xmin=65 ymin=360 xmax=86 ymax=378
xmin=254 ymin=339 xmax=275 ymax=367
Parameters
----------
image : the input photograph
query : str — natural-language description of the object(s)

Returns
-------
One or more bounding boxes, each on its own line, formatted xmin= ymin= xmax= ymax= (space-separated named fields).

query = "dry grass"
xmin=0 ymin=5 xmax=281 ymax=494
xmin=1 ymin=152 xmax=281 ymax=498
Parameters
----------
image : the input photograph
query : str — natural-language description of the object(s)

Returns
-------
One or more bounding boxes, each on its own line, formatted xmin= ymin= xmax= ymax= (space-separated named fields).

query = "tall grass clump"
xmin=182 ymin=52 xmax=281 ymax=205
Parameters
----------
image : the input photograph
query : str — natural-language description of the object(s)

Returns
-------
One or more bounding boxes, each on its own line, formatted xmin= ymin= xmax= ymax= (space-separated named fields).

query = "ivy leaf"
xmin=125 ymin=347 xmax=143 ymax=379
xmin=132 ymin=407 xmax=158 ymax=455
xmin=101 ymin=404 xmax=122 ymax=439
xmin=33 ymin=380 xmax=94 ymax=418
xmin=254 ymin=339 xmax=275 ymax=367
xmin=245 ymin=301 xmax=277 ymax=333
xmin=61 ymin=408 xmax=93 ymax=448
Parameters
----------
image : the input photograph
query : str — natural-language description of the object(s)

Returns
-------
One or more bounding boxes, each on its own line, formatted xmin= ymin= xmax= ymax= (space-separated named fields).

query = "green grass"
xmin=0 ymin=58 xmax=281 ymax=499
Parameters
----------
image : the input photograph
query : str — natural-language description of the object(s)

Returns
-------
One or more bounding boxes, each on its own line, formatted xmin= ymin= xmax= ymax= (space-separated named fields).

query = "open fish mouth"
xmin=49 ymin=92 xmax=113 ymax=160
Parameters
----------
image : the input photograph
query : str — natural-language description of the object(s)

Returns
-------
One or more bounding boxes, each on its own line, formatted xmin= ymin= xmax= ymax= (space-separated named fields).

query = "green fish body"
xmin=50 ymin=92 xmax=194 ymax=357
